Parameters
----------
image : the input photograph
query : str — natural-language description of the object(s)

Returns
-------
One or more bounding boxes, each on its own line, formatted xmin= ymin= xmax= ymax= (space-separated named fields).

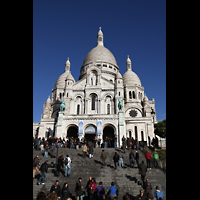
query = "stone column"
xmin=118 ymin=111 xmax=126 ymax=147
xmin=55 ymin=111 xmax=64 ymax=138
xmin=85 ymin=99 xmax=88 ymax=114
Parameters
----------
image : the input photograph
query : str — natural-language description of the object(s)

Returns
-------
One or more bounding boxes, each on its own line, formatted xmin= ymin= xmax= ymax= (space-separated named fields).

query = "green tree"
xmin=154 ymin=119 xmax=166 ymax=138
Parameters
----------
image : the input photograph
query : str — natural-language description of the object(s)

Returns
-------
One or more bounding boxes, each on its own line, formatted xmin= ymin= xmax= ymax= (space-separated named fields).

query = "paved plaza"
xmin=33 ymin=147 xmax=166 ymax=199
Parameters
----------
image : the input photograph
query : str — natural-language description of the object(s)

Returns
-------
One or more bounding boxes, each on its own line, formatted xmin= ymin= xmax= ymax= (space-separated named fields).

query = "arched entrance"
xmin=103 ymin=124 xmax=116 ymax=147
xmin=84 ymin=125 xmax=97 ymax=144
xmin=67 ymin=125 xmax=78 ymax=139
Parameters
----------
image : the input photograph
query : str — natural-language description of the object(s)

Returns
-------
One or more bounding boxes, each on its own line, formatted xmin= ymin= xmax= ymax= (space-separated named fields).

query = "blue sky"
xmin=33 ymin=0 xmax=166 ymax=122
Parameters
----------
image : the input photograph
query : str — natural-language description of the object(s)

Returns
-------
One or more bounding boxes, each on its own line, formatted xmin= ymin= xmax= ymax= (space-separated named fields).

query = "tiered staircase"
xmin=33 ymin=147 xmax=166 ymax=199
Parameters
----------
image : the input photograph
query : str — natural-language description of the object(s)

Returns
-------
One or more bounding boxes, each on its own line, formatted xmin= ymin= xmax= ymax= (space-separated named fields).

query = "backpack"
xmin=100 ymin=186 xmax=105 ymax=194
xmin=65 ymin=158 xmax=68 ymax=165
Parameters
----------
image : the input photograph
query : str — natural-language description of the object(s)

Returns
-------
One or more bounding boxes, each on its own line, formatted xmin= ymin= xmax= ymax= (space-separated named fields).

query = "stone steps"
xmin=33 ymin=147 xmax=166 ymax=199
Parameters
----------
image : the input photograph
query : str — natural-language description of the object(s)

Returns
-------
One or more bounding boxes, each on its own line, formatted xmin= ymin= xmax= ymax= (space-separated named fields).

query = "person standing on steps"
xmin=37 ymin=160 xmax=48 ymax=185
xmin=88 ymin=178 xmax=97 ymax=200
xmin=76 ymin=177 xmax=83 ymax=200
xmin=44 ymin=144 xmax=49 ymax=157
xmin=145 ymin=151 xmax=151 ymax=169
xmin=135 ymin=150 xmax=139 ymax=168
xmin=50 ymin=143 xmax=55 ymax=158
xmin=136 ymin=189 xmax=146 ymax=200
xmin=88 ymin=141 xmax=94 ymax=158
xmin=62 ymin=182 xmax=70 ymax=200
xmin=118 ymin=150 xmax=124 ymax=168
xmin=143 ymin=178 xmax=153 ymax=199
xmin=135 ymin=138 xmax=139 ymax=150
xmin=82 ymin=144 xmax=87 ymax=158
xmin=105 ymin=137 xmax=108 ymax=148
xmin=139 ymin=161 xmax=147 ymax=185
xmin=129 ymin=150 xmax=135 ymax=168
xmin=85 ymin=177 xmax=92 ymax=198
xmin=122 ymin=136 xmax=126 ymax=153
xmin=113 ymin=152 xmax=119 ymax=170
xmin=153 ymin=151 xmax=159 ymax=168
xmin=33 ymin=155 xmax=40 ymax=179
xmin=100 ymin=149 xmax=107 ymax=167
xmin=50 ymin=180 xmax=61 ymax=199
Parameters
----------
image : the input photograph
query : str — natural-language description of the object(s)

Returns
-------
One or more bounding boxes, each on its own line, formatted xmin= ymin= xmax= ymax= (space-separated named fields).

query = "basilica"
xmin=33 ymin=28 xmax=157 ymax=147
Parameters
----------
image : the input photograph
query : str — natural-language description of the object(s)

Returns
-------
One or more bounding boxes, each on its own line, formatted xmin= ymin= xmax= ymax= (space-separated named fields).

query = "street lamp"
xmin=151 ymin=109 xmax=155 ymax=138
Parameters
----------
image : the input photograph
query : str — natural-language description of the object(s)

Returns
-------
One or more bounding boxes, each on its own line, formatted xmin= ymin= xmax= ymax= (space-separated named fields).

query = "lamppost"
xmin=151 ymin=109 xmax=156 ymax=149
xmin=151 ymin=109 xmax=155 ymax=137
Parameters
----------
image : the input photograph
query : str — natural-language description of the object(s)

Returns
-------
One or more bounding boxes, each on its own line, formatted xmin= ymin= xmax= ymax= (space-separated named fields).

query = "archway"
xmin=67 ymin=125 xmax=78 ymax=139
xmin=84 ymin=125 xmax=97 ymax=144
xmin=103 ymin=124 xmax=115 ymax=147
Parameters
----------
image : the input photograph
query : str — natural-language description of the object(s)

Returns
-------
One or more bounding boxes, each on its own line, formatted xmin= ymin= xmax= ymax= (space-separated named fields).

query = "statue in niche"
xmin=91 ymin=74 xmax=96 ymax=85
xmin=118 ymin=98 xmax=123 ymax=111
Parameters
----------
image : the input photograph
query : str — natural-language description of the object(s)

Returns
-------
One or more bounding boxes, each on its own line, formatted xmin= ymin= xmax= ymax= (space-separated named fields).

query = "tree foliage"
xmin=154 ymin=119 xmax=166 ymax=138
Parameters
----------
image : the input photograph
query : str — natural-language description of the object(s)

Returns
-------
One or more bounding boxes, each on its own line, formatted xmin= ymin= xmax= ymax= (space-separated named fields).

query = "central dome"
xmin=83 ymin=45 xmax=117 ymax=66
xmin=83 ymin=27 xmax=117 ymax=66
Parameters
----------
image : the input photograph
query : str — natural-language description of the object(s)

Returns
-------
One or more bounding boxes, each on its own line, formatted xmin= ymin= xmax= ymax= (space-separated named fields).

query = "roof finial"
xmin=97 ymin=27 xmax=104 ymax=46
xmin=65 ymin=57 xmax=70 ymax=72
xmin=126 ymin=55 xmax=132 ymax=71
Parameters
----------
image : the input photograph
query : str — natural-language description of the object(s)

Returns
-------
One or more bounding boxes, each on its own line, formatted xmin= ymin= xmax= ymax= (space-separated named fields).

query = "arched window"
xmin=77 ymin=104 xmax=80 ymax=115
xmin=107 ymin=104 xmax=110 ymax=114
xmin=141 ymin=131 xmax=144 ymax=141
xmin=92 ymin=95 xmax=96 ymax=110
xmin=135 ymin=126 xmax=138 ymax=139
xmin=132 ymin=91 xmax=135 ymax=99
xmin=129 ymin=91 xmax=132 ymax=99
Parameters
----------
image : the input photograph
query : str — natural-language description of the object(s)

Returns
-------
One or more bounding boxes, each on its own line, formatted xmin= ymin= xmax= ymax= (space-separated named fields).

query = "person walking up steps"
xmin=139 ymin=161 xmax=147 ymax=186
xmin=154 ymin=186 xmax=165 ymax=200
xmin=64 ymin=155 xmax=71 ymax=177
xmin=96 ymin=181 xmax=105 ymax=200
xmin=118 ymin=150 xmax=124 ymax=168
xmin=100 ymin=150 xmax=107 ymax=167
xmin=108 ymin=182 xmax=118 ymax=200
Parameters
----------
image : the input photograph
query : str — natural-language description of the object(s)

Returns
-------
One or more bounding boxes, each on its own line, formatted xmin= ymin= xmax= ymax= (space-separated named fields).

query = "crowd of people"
xmin=35 ymin=177 xmax=164 ymax=200
xmin=33 ymin=135 xmax=164 ymax=200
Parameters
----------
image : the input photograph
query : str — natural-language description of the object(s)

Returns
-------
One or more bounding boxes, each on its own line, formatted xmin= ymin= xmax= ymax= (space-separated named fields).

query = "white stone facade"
xmin=33 ymin=28 xmax=157 ymax=147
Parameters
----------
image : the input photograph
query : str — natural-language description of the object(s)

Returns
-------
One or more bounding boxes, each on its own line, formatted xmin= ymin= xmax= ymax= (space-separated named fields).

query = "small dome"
xmin=143 ymin=95 xmax=149 ymax=102
xmin=116 ymin=71 xmax=122 ymax=79
xmin=122 ymin=70 xmax=141 ymax=86
xmin=55 ymin=71 xmax=75 ymax=89
xmin=66 ymin=73 xmax=75 ymax=82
